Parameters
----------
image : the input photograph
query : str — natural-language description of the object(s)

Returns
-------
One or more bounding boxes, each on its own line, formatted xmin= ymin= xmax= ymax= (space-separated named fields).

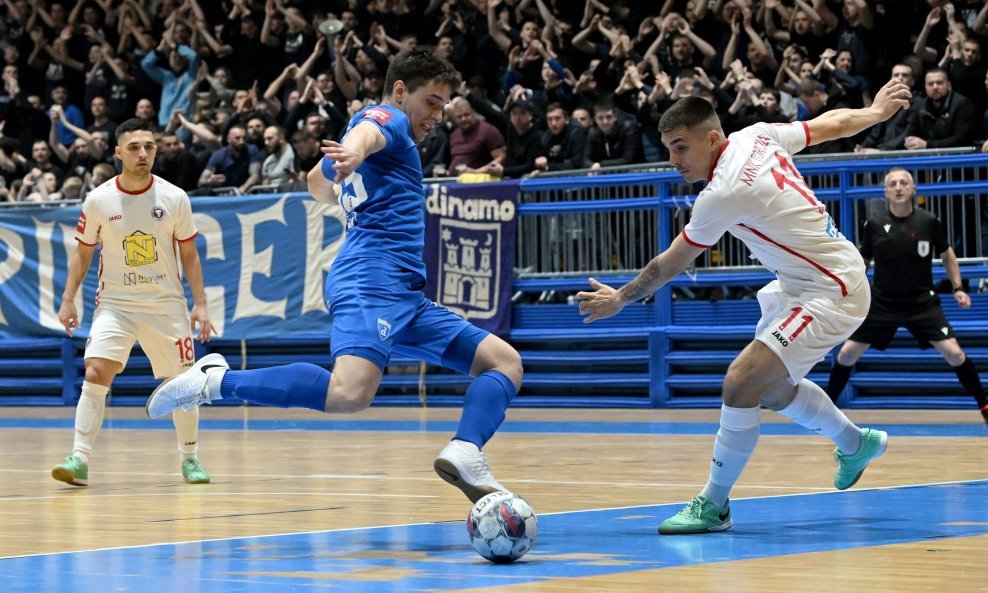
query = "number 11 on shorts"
xmin=779 ymin=307 xmax=814 ymax=341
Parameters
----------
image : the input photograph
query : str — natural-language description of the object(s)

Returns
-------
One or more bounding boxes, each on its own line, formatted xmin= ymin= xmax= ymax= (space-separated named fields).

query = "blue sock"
xmin=219 ymin=363 xmax=330 ymax=412
xmin=454 ymin=370 xmax=516 ymax=448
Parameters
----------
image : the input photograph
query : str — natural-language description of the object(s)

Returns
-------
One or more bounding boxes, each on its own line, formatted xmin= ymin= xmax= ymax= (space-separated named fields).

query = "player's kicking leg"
xmin=433 ymin=333 xmax=523 ymax=503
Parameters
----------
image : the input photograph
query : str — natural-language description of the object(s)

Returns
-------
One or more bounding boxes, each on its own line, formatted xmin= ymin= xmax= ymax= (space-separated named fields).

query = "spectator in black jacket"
xmin=905 ymin=68 xmax=977 ymax=150
xmin=582 ymin=97 xmax=643 ymax=170
xmin=502 ymin=100 xmax=544 ymax=179
xmin=534 ymin=103 xmax=587 ymax=174
xmin=154 ymin=131 xmax=200 ymax=191
xmin=857 ymin=63 xmax=917 ymax=152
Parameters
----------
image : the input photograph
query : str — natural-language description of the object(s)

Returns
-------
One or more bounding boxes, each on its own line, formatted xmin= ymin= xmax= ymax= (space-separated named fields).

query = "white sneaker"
xmin=146 ymin=353 xmax=229 ymax=419
xmin=433 ymin=439 xmax=508 ymax=503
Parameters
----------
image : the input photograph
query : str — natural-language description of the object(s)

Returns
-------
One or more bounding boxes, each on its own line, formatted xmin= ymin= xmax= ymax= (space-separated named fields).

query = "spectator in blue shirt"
xmin=140 ymin=38 xmax=200 ymax=128
xmin=49 ymin=85 xmax=85 ymax=147
xmin=198 ymin=124 xmax=262 ymax=194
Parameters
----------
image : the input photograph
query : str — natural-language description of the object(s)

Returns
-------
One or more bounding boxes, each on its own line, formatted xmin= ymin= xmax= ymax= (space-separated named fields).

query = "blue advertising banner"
xmin=0 ymin=193 xmax=345 ymax=339
xmin=422 ymin=180 xmax=519 ymax=337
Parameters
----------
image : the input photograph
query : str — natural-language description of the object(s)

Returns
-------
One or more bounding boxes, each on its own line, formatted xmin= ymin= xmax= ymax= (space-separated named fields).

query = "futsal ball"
xmin=466 ymin=491 xmax=538 ymax=563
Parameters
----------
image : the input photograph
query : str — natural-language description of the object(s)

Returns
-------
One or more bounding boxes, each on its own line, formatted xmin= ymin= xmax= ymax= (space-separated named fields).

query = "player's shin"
xmin=778 ymin=379 xmax=862 ymax=454
xmin=219 ymin=363 xmax=331 ymax=411
xmin=453 ymin=371 xmax=516 ymax=448
xmin=700 ymin=404 xmax=760 ymax=507
xmin=72 ymin=382 xmax=110 ymax=463
xmin=172 ymin=407 xmax=200 ymax=461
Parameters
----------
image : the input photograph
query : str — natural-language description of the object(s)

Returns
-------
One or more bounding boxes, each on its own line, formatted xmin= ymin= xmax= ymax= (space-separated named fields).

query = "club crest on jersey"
xmin=917 ymin=240 xmax=929 ymax=257
xmin=151 ymin=206 xmax=166 ymax=221
xmin=362 ymin=109 xmax=392 ymax=124
xmin=123 ymin=230 xmax=158 ymax=267
xmin=377 ymin=318 xmax=392 ymax=340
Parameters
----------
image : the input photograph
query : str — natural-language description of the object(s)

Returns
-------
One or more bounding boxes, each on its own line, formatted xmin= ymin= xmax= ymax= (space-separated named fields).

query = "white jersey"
xmin=74 ymin=175 xmax=198 ymax=314
xmin=682 ymin=121 xmax=865 ymax=298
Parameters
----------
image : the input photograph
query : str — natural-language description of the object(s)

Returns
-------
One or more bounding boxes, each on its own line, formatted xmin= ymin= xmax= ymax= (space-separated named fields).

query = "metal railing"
xmin=514 ymin=150 xmax=988 ymax=283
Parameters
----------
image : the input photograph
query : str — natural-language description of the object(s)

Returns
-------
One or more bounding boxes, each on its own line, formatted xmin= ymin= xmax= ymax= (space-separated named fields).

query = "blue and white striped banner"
xmin=0 ymin=193 xmax=345 ymax=339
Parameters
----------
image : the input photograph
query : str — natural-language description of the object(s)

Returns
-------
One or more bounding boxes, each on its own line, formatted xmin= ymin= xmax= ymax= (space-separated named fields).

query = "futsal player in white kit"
xmin=578 ymin=79 xmax=912 ymax=533
xmin=52 ymin=118 xmax=215 ymax=486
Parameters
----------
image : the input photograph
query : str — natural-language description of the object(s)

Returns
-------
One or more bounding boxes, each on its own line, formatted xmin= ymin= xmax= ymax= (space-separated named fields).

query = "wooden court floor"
xmin=0 ymin=406 xmax=986 ymax=592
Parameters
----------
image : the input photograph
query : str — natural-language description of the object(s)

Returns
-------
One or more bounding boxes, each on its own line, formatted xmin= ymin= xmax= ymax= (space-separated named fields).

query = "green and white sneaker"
xmin=51 ymin=455 xmax=88 ymax=486
xmin=658 ymin=494 xmax=733 ymax=535
xmin=182 ymin=458 xmax=211 ymax=484
xmin=834 ymin=428 xmax=888 ymax=490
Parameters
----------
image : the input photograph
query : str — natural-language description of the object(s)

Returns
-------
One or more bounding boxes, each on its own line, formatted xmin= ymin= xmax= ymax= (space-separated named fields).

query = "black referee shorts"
xmin=849 ymin=298 xmax=956 ymax=350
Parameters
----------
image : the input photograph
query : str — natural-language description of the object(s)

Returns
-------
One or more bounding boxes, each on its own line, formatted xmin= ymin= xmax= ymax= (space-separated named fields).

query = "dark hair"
xmin=545 ymin=102 xmax=567 ymax=115
xmin=658 ymin=96 xmax=721 ymax=134
xmin=925 ymin=67 xmax=948 ymax=80
xmin=761 ymin=87 xmax=781 ymax=102
xmin=592 ymin=96 xmax=615 ymax=115
xmin=291 ymin=129 xmax=316 ymax=144
xmin=796 ymin=77 xmax=825 ymax=97
xmin=383 ymin=47 xmax=461 ymax=96
xmin=115 ymin=117 xmax=156 ymax=142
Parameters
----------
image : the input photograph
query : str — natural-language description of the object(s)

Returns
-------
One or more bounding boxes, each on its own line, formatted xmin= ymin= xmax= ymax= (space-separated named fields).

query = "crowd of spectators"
xmin=2 ymin=0 xmax=988 ymax=202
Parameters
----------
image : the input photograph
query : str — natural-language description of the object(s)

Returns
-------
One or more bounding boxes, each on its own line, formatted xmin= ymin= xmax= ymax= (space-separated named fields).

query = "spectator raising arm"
xmin=486 ymin=0 xmax=513 ymax=54
xmin=914 ymin=7 xmax=942 ymax=64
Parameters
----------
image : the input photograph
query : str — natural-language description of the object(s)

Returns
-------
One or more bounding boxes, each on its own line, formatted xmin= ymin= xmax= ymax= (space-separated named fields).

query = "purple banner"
xmin=423 ymin=180 xmax=519 ymax=337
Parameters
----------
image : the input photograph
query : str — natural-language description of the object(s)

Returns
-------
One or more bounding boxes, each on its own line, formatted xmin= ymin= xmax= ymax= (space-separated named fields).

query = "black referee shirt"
xmin=859 ymin=207 xmax=949 ymax=309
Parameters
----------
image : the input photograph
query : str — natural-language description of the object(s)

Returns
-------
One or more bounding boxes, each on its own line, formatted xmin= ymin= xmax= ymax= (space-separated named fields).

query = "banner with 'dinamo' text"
xmin=0 ymin=193 xmax=345 ymax=339
xmin=423 ymin=180 xmax=519 ymax=337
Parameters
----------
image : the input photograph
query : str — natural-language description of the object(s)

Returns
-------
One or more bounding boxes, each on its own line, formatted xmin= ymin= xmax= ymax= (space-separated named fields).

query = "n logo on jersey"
xmin=377 ymin=318 xmax=392 ymax=340
xmin=123 ymin=230 xmax=158 ymax=266
xmin=362 ymin=109 xmax=392 ymax=124
xmin=917 ymin=240 xmax=930 ymax=257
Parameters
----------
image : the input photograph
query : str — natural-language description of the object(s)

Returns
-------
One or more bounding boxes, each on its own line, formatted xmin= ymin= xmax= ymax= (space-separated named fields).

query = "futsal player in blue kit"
xmin=146 ymin=48 xmax=523 ymax=503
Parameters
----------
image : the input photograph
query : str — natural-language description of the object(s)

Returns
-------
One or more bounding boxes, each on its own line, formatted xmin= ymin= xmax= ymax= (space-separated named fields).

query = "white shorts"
xmin=754 ymin=280 xmax=870 ymax=385
xmin=85 ymin=307 xmax=195 ymax=379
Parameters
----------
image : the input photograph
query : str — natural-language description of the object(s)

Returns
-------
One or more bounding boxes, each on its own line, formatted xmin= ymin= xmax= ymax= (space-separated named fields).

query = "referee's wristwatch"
xmin=953 ymin=285 xmax=965 ymax=293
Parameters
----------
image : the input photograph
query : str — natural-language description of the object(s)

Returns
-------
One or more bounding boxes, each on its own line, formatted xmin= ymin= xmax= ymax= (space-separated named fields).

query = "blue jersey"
xmin=323 ymin=105 xmax=426 ymax=278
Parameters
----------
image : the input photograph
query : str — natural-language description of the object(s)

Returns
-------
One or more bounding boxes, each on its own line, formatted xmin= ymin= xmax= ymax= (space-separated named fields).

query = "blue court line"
xmin=2 ymin=480 xmax=987 ymax=592
xmin=0 ymin=417 xmax=985 ymax=436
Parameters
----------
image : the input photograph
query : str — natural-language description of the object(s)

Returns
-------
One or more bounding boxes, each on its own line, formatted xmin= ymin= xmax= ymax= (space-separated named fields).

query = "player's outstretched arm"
xmin=805 ymin=78 xmax=911 ymax=146
xmin=577 ymin=234 xmax=705 ymax=323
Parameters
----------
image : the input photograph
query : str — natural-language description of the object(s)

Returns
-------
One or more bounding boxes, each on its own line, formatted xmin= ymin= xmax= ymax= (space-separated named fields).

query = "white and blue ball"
xmin=466 ymin=491 xmax=538 ymax=563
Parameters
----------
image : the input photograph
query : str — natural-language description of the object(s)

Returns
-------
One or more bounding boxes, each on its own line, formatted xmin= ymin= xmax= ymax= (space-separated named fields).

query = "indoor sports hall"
xmin=1 ymin=150 xmax=985 ymax=592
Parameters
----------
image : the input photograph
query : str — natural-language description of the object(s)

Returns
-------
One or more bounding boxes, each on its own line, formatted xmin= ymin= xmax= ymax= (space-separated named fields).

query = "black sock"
xmin=952 ymin=357 xmax=988 ymax=408
xmin=826 ymin=362 xmax=854 ymax=403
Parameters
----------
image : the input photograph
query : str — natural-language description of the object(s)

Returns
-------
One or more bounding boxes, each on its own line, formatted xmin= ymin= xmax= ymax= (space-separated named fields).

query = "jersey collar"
xmin=115 ymin=175 xmax=154 ymax=195
xmin=707 ymin=140 xmax=730 ymax=181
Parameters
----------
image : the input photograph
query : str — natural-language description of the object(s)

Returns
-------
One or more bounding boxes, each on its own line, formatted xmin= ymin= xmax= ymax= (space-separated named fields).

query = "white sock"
xmin=778 ymin=379 xmax=862 ymax=454
xmin=172 ymin=407 xmax=200 ymax=461
xmin=700 ymin=405 xmax=760 ymax=507
xmin=72 ymin=382 xmax=110 ymax=464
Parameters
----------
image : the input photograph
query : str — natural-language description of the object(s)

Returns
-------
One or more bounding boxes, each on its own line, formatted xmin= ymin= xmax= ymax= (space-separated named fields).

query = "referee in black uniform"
xmin=826 ymin=167 xmax=988 ymax=423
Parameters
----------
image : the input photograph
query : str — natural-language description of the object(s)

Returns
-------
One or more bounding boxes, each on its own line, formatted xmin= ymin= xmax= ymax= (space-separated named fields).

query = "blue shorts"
xmin=325 ymin=259 xmax=489 ymax=372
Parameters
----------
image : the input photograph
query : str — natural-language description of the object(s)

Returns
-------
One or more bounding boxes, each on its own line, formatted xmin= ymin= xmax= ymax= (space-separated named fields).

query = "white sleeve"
xmin=754 ymin=121 xmax=811 ymax=155
xmin=682 ymin=184 xmax=738 ymax=248
xmin=174 ymin=194 xmax=198 ymax=242
xmin=75 ymin=197 xmax=101 ymax=246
